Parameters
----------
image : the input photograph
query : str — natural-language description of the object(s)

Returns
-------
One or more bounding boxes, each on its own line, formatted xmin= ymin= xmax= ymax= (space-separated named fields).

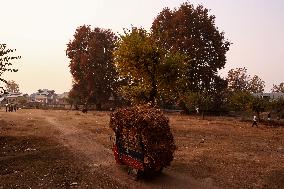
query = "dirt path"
xmin=44 ymin=115 xmax=112 ymax=165
xmin=41 ymin=111 xmax=213 ymax=189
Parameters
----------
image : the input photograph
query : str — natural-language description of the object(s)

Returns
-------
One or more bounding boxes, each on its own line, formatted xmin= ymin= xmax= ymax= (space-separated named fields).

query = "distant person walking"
xmin=5 ymin=104 xmax=8 ymax=112
xmin=195 ymin=107 xmax=199 ymax=114
xmin=277 ymin=115 xmax=280 ymax=121
xmin=252 ymin=115 xmax=258 ymax=127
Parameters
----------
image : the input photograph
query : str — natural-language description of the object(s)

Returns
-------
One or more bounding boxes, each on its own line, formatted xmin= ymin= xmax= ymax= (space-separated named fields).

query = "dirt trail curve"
xmin=41 ymin=112 xmax=214 ymax=189
xmin=45 ymin=116 xmax=112 ymax=166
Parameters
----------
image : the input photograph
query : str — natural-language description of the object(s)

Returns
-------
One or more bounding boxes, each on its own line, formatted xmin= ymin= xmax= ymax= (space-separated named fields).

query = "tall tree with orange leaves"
xmin=151 ymin=2 xmax=231 ymax=93
xmin=66 ymin=25 xmax=118 ymax=110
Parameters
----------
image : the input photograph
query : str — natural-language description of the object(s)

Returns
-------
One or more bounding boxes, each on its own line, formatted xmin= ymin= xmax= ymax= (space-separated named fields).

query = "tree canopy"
xmin=151 ymin=2 xmax=231 ymax=92
xmin=5 ymin=80 xmax=20 ymax=93
xmin=228 ymin=91 xmax=253 ymax=112
xmin=227 ymin=67 xmax=265 ymax=93
xmin=272 ymin=82 xmax=284 ymax=93
xmin=114 ymin=2 xmax=230 ymax=109
xmin=0 ymin=44 xmax=21 ymax=94
xmin=66 ymin=25 xmax=118 ymax=109
xmin=248 ymin=75 xmax=265 ymax=93
xmin=114 ymin=27 xmax=186 ymax=104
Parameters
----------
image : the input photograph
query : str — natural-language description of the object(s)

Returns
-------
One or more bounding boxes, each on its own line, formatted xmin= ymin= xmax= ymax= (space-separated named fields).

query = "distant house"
xmin=0 ymin=92 xmax=27 ymax=105
xmin=253 ymin=92 xmax=284 ymax=101
xmin=0 ymin=95 xmax=7 ymax=105
xmin=57 ymin=92 xmax=69 ymax=105
xmin=7 ymin=93 xmax=23 ymax=103
xmin=30 ymin=89 xmax=57 ymax=105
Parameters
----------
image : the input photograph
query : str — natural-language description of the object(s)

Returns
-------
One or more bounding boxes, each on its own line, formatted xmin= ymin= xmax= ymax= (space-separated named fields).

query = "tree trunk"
xmin=149 ymin=68 xmax=157 ymax=105
xmin=75 ymin=104 xmax=79 ymax=110
xmin=96 ymin=103 xmax=102 ymax=111
xmin=257 ymin=110 xmax=260 ymax=122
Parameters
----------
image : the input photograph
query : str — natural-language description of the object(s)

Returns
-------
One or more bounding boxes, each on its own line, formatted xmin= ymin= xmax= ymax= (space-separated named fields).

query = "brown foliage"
xmin=66 ymin=25 xmax=118 ymax=108
xmin=227 ymin=67 xmax=265 ymax=93
xmin=151 ymin=3 xmax=230 ymax=91
xmin=110 ymin=104 xmax=176 ymax=168
xmin=272 ymin=82 xmax=284 ymax=93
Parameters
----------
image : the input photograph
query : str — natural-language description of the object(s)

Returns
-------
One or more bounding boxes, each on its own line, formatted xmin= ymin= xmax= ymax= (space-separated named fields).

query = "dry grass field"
xmin=0 ymin=109 xmax=283 ymax=188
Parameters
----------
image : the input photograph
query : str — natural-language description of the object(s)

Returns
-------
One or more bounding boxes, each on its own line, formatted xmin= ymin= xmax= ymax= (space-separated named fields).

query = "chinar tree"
xmin=114 ymin=2 xmax=231 ymax=112
xmin=66 ymin=25 xmax=118 ymax=110
xmin=0 ymin=44 xmax=21 ymax=94
xmin=114 ymin=27 xmax=186 ymax=104
xmin=151 ymin=3 xmax=231 ymax=93
xmin=151 ymin=2 xmax=230 ymax=112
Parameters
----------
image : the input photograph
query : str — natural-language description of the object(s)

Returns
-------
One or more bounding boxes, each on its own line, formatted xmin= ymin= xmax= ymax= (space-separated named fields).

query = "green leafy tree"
xmin=66 ymin=25 xmax=118 ymax=110
xmin=157 ymin=52 xmax=187 ymax=103
xmin=180 ymin=91 xmax=212 ymax=118
xmin=228 ymin=91 xmax=254 ymax=112
xmin=114 ymin=27 xmax=186 ymax=104
xmin=180 ymin=76 xmax=228 ymax=115
xmin=5 ymin=80 xmax=20 ymax=93
xmin=272 ymin=83 xmax=284 ymax=93
xmin=0 ymin=44 xmax=21 ymax=94
xmin=114 ymin=27 xmax=160 ymax=104
xmin=227 ymin=68 xmax=266 ymax=115
xmin=151 ymin=2 xmax=231 ymax=92
xmin=270 ymin=98 xmax=284 ymax=119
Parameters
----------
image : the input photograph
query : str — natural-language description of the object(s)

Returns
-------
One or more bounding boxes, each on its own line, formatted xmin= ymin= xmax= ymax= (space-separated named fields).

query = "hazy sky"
xmin=1 ymin=0 xmax=283 ymax=94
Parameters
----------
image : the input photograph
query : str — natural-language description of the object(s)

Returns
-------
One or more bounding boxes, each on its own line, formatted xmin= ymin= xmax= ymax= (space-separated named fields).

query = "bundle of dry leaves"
xmin=110 ymin=104 xmax=176 ymax=169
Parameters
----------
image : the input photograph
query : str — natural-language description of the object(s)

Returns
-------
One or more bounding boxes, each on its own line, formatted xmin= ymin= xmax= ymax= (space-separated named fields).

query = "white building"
xmin=253 ymin=92 xmax=284 ymax=100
